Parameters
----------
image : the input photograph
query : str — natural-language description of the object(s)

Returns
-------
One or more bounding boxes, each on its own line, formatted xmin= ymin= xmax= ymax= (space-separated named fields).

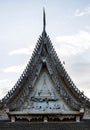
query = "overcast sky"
xmin=0 ymin=0 xmax=90 ymax=99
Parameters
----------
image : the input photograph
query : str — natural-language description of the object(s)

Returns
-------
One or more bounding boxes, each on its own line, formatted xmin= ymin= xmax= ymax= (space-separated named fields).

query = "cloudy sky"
xmin=0 ymin=0 xmax=90 ymax=99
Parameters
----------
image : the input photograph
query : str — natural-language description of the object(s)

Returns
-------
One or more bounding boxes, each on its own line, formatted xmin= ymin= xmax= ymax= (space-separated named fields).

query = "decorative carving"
xmin=0 ymin=18 xmax=90 ymax=114
xmin=31 ymin=74 xmax=57 ymax=103
xmin=13 ymin=114 xmax=77 ymax=122
xmin=16 ymin=116 xmax=32 ymax=121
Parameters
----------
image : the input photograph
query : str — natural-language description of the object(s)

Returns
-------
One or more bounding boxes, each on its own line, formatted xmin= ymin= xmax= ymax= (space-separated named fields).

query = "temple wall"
xmin=83 ymin=108 xmax=90 ymax=119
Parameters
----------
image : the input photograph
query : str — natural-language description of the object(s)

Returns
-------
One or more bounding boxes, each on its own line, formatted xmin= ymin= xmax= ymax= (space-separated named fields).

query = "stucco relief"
xmin=19 ymin=70 xmax=71 ymax=113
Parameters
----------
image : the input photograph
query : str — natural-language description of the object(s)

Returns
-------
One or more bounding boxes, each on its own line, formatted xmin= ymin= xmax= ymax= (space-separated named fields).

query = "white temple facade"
xmin=0 ymin=9 xmax=90 ymax=123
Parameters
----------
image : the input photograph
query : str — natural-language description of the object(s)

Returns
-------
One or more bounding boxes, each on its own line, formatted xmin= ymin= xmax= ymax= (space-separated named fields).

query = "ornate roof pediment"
xmin=0 ymin=9 xmax=90 ymax=115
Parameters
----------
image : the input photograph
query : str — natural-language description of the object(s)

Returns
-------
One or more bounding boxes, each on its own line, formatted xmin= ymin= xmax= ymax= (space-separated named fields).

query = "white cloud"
xmin=75 ymin=6 xmax=90 ymax=17
xmin=0 ymin=79 xmax=9 ymax=83
xmin=85 ymin=26 xmax=90 ymax=30
xmin=0 ymin=64 xmax=27 ymax=99
xmin=0 ymin=79 xmax=15 ymax=99
xmin=9 ymin=48 xmax=33 ymax=56
xmin=3 ymin=64 xmax=26 ymax=73
xmin=55 ymin=30 xmax=90 ymax=57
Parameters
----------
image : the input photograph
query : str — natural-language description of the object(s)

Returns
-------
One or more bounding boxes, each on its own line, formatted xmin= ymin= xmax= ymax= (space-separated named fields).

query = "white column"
xmin=76 ymin=116 xmax=80 ymax=122
xmin=11 ymin=116 xmax=15 ymax=122
xmin=44 ymin=117 xmax=48 ymax=123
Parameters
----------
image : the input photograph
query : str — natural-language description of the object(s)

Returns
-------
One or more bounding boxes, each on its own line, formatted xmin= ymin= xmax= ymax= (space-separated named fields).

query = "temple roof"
xmin=0 ymin=9 xmax=90 ymax=111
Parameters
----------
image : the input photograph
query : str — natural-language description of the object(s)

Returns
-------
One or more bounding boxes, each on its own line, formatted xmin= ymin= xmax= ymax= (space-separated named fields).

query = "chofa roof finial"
xmin=43 ymin=7 xmax=46 ymax=32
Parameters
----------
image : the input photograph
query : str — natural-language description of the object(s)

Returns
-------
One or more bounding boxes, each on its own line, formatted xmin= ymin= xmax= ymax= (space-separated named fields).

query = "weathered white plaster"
xmin=83 ymin=108 xmax=90 ymax=119
xmin=18 ymin=69 xmax=74 ymax=114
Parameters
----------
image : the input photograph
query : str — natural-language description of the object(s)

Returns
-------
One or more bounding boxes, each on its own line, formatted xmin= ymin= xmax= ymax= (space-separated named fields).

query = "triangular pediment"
xmin=18 ymin=68 xmax=72 ymax=113
xmin=1 ymin=10 xmax=90 ymax=122
xmin=0 ymin=30 xmax=85 ymax=112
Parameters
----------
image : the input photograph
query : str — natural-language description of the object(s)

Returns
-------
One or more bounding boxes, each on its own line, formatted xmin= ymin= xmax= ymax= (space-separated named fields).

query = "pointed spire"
xmin=43 ymin=7 xmax=46 ymax=32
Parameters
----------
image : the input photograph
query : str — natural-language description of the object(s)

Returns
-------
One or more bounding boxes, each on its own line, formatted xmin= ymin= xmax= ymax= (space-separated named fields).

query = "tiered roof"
xmin=0 ymin=9 xmax=90 ymax=111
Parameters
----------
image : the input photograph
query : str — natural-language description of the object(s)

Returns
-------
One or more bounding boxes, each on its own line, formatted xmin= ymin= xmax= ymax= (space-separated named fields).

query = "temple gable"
xmin=0 ymin=9 xmax=90 ymax=123
xmin=18 ymin=68 xmax=72 ymax=113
